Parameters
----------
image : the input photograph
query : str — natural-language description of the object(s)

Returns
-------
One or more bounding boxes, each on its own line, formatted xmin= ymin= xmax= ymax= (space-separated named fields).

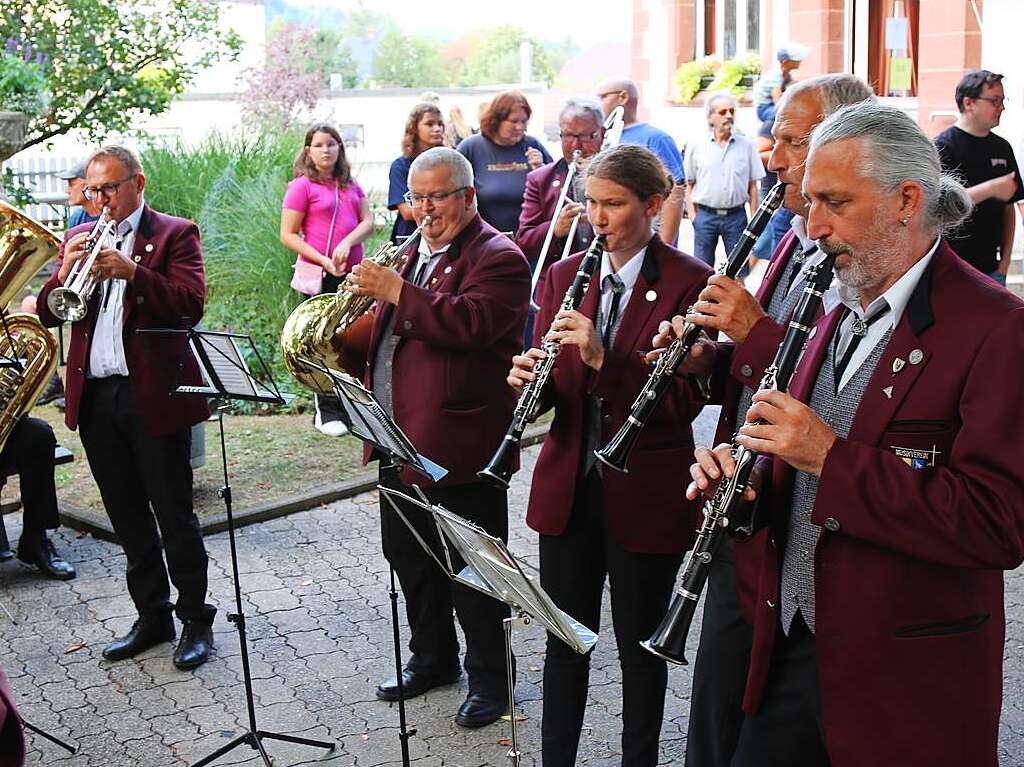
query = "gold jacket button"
xmin=133 ymin=255 xmax=142 ymax=262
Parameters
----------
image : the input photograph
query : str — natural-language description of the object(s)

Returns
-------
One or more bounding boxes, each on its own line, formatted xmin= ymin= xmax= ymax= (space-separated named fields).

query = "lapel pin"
xmin=133 ymin=255 xmax=142 ymax=263
xmin=808 ymin=326 xmax=817 ymax=341
xmin=892 ymin=357 xmax=905 ymax=373
xmin=645 ymin=289 xmax=657 ymax=302
xmin=430 ymin=277 xmax=437 ymax=285
xmin=444 ymin=265 xmax=452 ymax=274
xmin=908 ymin=349 xmax=924 ymax=365
xmin=883 ymin=385 xmax=893 ymax=399
xmin=145 ymin=243 xmax=154 ymax=252
xmin=552 ymin=179 xmax=561 ymax=187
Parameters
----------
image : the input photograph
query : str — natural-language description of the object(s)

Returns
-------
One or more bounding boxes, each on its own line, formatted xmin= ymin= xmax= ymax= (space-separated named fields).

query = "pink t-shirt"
xmin=282 ymin=175 xmax=366 ymax=267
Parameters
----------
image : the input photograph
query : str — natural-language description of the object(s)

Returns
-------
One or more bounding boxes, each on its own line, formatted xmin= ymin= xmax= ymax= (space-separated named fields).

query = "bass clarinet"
xmin=479 ymin=234 xmax=607 ymax=488
xmin=641 ymin=249 xmax=837 ymax=665
xmin=595 ymin=181 xmax=785 ymax=473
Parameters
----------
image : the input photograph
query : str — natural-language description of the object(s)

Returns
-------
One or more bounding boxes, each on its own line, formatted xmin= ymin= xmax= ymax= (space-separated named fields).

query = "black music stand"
xmin=298 ymin=358 xmax=445 ymax=767
xmin=0 ymin=312 xmax=25 ymax=372
xmin=148 ymin=328 xmax=335 ymax=767
xmin=377 ymin=487 xmax=598 ymax=767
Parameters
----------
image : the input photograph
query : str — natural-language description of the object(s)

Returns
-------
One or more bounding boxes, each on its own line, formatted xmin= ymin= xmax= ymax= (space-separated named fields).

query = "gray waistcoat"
xmin=779 ymin=325 xmax=893 ymax=633
xmin=733 ymin=248 xmax=810 ymax=429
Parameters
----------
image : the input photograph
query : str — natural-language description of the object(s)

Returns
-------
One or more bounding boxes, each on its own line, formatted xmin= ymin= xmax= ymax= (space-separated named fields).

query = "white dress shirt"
xmin=88 ymin=201 xmax=144 ymax=379
xmin=597 ymin=245 xmax=646 ymax=346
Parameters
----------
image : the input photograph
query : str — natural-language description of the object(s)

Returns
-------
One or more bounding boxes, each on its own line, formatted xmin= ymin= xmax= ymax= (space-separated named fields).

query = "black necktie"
xmin=785 ymin=243 xmax=818 ymax=294
xmin=412 ymin=255 xmax=432 ymax=287
xmin=833 ymin=303 xmax=890 ymax=388
xmin=603 ymin=276 xmax=625 ymax=348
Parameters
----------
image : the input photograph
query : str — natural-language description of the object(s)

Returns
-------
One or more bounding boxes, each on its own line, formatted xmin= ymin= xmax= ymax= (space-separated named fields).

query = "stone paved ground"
xmin=1 ymin=408 xmax=1022 ymax=766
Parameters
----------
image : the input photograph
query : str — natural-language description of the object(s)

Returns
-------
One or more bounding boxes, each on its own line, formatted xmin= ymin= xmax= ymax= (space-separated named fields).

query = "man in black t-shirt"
xmin=934 ymin=69 xmax=1023 ymax=284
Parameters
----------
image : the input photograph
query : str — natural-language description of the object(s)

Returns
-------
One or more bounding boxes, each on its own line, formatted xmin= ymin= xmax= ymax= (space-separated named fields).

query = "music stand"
xmin=378 ymin=487 xmax=598 ymax=767
xmin=297 ymin=359 xmax=446 ymax=767
xmin=0 ymin=312 xmax=25 ymax=372
xmin=147 ymin=328 xmax=334 ymax=767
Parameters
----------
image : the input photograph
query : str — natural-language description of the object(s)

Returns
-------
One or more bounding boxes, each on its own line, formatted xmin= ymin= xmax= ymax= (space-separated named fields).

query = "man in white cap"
xmin=754 ymin=45 xmax=809 ymax=123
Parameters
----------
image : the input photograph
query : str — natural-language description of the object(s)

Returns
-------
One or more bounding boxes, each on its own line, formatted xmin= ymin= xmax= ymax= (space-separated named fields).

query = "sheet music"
xmin=200 ymin=334 xmax=257 ymax=398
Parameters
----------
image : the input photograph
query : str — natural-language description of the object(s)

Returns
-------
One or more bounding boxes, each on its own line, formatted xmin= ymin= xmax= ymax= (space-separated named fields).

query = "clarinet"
xmin=641 ymin=250 xmax=837 ymax=665
xmin=478 ymin=234 xmax=608 ymax=489
xmin=594 ymin=182 xmax=786 ymax=473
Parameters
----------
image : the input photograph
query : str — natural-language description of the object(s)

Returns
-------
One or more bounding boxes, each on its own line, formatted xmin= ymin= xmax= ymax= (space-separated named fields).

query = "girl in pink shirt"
xmin=281 ymin=124 xmax=373 ymax=296
xmin=280 ymin=124 xmax=373 ymax=436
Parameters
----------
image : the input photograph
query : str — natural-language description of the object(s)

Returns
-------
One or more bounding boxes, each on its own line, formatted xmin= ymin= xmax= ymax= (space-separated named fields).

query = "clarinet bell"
xmin=478 ymin=434 xmax=518 ymax=489
xmin=640 ymin=591 xmax=699 ymax=665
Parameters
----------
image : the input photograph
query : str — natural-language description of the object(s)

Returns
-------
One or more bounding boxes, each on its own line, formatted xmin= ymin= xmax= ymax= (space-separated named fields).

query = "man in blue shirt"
xmin=596 ymin=77 xmax=685 ymax=245
xmin=57 ymin=162 xmax=100 ymax=228
xmin=753 ymin=45 xmax=808 ymax=123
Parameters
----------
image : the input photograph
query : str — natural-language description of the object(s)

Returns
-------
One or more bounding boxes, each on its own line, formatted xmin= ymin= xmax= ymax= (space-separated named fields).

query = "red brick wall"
xmin=917 ymin=0 xmax=983 ymax=135
xmin=789 ymin=0 xmax=846 ymax=77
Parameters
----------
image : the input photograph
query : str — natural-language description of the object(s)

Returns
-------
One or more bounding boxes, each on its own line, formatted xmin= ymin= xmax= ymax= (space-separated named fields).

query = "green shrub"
xmin=0 ymin=51 xmax=49 ymax=114
xmin=708 ymin=53 xmax=761 ymax=97
xmin=138 ymin=131 xmax=391 ymax=412
xmin=673 ymin=56 xmax=720 ymax=104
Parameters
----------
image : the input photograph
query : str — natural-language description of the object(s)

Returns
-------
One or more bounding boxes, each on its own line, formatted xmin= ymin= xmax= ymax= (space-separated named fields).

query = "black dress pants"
xmin=730 ymin=613 xmax=831 ymax=767
xmin=379 ymin=469 xmax=511 ymax=699
xmin=539 ymin=471 xmax=683 ymax=767
xmin=78 ymin=376 xmax=214 ymax=625
xmin=686 ymin=539 xmax=753 ymax=766
xmin=0 ymin=416 xmax=59 ymax=537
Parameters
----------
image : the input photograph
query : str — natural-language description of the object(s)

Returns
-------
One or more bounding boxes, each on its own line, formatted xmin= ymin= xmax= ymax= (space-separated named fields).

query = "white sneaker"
xmin=316 ymin=419 xmax=349 ymax=437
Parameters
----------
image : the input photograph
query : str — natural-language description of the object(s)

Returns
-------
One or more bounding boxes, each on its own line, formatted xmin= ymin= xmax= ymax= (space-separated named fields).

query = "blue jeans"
xmin=693 ymin=207 xmax=747 ymax=267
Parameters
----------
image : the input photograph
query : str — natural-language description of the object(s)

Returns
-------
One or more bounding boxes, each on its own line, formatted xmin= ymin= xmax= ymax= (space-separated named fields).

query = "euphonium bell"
xmin=280 ymin=217 xmax=430 ymax=393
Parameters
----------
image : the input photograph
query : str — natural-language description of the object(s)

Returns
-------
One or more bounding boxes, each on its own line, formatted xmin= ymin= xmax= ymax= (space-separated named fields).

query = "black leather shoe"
xmin=17 ymin=535 xmax=76 ymax=580
xmin=173 ymin=620 xmax=213 ymax=670
xmin=103 ymin=619 xmax=175 ymax=661
xmin=376 ymin=667 xmax=461 ymax=702
xmin=455 ymin=693 xmax=507 ymax=728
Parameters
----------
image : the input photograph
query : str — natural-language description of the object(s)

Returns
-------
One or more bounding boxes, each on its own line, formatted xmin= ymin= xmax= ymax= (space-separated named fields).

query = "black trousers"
xmin=379 ymin=469 xmax=511 ymax=699
xmin=78 ymin=376 xmax=214 ymax=625
xmin=686 ymin=539 xmax=753 ymax=767
xmin=0 ymin=416 xmax=59 ymax=536
xmin=539 ymin=471 xmax=683 ymax=767
xmin=730 ymin=613 xmax=830 ymax=767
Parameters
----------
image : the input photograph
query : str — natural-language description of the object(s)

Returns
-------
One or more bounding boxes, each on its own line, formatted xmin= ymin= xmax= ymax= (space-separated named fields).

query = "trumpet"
xmin=46 ymin=206 xmax=117 ymax=322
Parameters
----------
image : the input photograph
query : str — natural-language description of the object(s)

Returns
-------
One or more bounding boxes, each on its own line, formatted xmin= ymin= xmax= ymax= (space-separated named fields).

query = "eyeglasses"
xmin=974 ymin=96 xmax=1007 ymax=106
xmin=716 ymin=108 xmax=736 ymax=116
xmin=403 ymin=187 xmax=468 ymax=207
xmin=83 ymin=176 xmax=136 ymax=201
xmin=560 ymin=131 xmax=601 ymax=142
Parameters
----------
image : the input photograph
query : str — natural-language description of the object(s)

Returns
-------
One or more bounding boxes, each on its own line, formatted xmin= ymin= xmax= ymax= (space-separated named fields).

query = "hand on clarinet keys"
xmin=684 ymin=274 xmax=768 ymax=345
xmin=507 ymin=348 xmax=547 ymax=392
xmin=686 ymin=443 xmax=759 ymax=503
xmin=736 ymin=390 xmax=837 ymax=476
xmin=644 ymin=316 xmax=716 ymax=375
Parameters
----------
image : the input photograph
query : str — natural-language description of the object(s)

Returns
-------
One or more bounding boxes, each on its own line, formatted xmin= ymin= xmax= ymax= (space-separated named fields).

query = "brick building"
xmin=632 ymin=0 xmax=1022 ymax=145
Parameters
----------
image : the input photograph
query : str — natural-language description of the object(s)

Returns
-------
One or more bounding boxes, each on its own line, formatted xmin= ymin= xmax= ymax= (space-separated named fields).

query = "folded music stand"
xmin=0 ymin=312 xmax=25 ymax=372
xmin=144 ymin=328 xmax=333 ymax=767
xmin=299 ymin=359 xmax=446 ymax=767
xmin=378 ymin=486 xmax=598 ymax=767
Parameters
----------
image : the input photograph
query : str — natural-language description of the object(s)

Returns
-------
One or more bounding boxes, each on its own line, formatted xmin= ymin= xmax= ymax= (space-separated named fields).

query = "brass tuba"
xmin=280 ymin=217 xmax=429 ymax=394
xmin=0 ymin=200 xmax=60 ymax=453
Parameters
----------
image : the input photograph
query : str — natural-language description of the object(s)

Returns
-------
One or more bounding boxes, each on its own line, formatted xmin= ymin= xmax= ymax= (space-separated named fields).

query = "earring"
xmin=901 ymin=217 xmax=910 ymax=226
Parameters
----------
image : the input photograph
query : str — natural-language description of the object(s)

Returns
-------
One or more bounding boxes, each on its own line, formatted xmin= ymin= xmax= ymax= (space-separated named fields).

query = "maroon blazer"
xmin=0 ymin=668 xmax=24 ymax=767
xmin=526 ymin=236 xmax=712 ymax=553
xmin=516 ymin=160 xmax=593 ymax=287
xmin=37 ymin=206 xmax=210 ymax=436
xmin=743 ymin=241 xmax=1024 ymax=766
xmin=363 ymin=213 xmax=530 ymax=487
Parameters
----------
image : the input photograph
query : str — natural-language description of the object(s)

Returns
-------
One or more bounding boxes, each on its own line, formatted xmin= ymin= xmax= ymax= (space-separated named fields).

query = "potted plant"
xmin=672 ymin=56 xmax=721 ymax=104
xmin=707 ymin=53 xmax=761 ymax=97
xmin=0 ymin=39 xmax=50 ymax=161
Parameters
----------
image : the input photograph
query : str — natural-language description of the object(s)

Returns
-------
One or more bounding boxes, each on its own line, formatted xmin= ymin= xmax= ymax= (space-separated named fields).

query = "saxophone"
xmin=280 ymin=217 xmax=429 ymax=394
xmin=0 ymin=200 xmax=60 ymax=453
